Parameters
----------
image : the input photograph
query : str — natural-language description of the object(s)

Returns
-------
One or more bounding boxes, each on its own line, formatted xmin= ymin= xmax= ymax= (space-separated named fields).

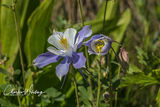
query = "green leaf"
xmin=112 ymin=9 xmax=131 ymax=41
xmin=156 ymin=89 xmax=160 ymax=107
xmin=0 ymin=68 xmax=10 ymax=76
xmin=25 ymin=70 xmax=33 ymax=89
xmin=0 ymin=0 xmax=30 ymax=67
xmin=45 ymin=87 xmax=61 ymax=98
xmin=95 ymin=0 xmax=119 ymax=20
xmin=78 ymin=86 xmax=92 ymax=106
xmin=84 ymin=0 xmax=119 ymax=35
xmin=60 ymin=72 xmax=82 ymax=106
xmin=0 ymin=0 xmax=31 ymax=85
xmin=127 ymin=64 xmax=142 ymax=74
xmin=136 ymin=46 xmax=148 ymax=65
xmin=119 ymin=72 xmax=160 ymax=88
xmin=0 ymin=98 xmax=18 ymax=107
xmin=0 ymin=73 xmax=6 ymax=87
xmin=111 ymin=9 xmax=131 ymax=58
xmin=85 ymin=19 xmax=118 ymax=35
xmin=24 ymin=0 xmax=54 ymax=65
xmin=0 ymin=0 xmax=18 ymax=68
xmin=41 ymin=95 xmax=51 ymax=106
xmin=54 ymin=94 xmax=65 ymax=101
xmin=0 ymin=84 xmax=14 ymax=94
xmin=13 ymin=69 xmax=21 ymax=75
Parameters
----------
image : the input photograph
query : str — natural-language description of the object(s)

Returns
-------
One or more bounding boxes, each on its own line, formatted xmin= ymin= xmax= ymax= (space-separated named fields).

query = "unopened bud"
xmin=119 ymin=47 xmax=129 ymax=70
xmin=101 ymin=56 xmax=105 ymax=65
xmin=119 ymin=47 xmax=129 ymax=63
xmin=9 ymin=66 xmax=14 ymax=76
xmin=103 ymin=92 xmax=110 ymax=100
xmin=103 ymin=72 xmax=107 ymax=78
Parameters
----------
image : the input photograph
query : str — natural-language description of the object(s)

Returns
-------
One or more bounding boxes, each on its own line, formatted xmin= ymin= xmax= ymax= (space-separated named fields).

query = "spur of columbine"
xmin=84 ymin=34 xmax=120 ymax=55
xmin=34 ymin=25 xmax=92 ymax=80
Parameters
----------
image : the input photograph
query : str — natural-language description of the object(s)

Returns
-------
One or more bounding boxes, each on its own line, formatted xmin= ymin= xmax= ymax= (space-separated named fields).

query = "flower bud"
xmin=103 ymin=92 xmax=110 ymax=100
xmin=101 ymin=56 xmax=105 ymax=65
xmin=103 ymin=72 xmax=107 ymax=78
xmin=119 ymin=47 xmax=129 ymax=70
xmin=119 ymin=47 xmax=129 ymax=63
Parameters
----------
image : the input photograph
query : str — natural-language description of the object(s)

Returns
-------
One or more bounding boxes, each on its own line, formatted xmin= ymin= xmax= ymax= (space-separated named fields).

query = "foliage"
xmin=0 ymin=0 xmax=160 ymax=107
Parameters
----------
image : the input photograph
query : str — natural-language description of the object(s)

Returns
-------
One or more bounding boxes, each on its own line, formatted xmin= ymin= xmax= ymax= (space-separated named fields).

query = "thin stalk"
xmin=32 ymin=72 xmax=36 ymax=106
xmin=77 ymin=0 xmax=84 ymax=26
xmin=108 ymin=54 xmax=113 ymax=107
xmin=88 ymin=69 xmax=96 ymax=107
xmin=17 ymin=95 xmax=22 ymax=107
xmin=85 ymin=47 xmax=89 ymax=67
xmin=77 ymin=0 xmax=95 ymax=106
xmin=12 ymin=0 xmax=26 ymax=89
xmin=85 ymin=38 xmax=95 ymax=105
xmin=96 ymin=56 xmax=102 ymax=107
xmin=70 ymin=66 xmax=80 ymax=107
xmin=114 ymin=88 xmax=117 ymax=107
xmin=114 ymin=65 xmax=121 ymax=107
xmin=85 ymin=45 xmax=95 ymax=107
xmin=103 ymin=0 xmax=108 ymax=33
xmin=105 ymin=100 xmax=108 ymax=107
xmin=15 ymin=83 xmax=22 ymax=107
xmin=11 ymin=1 xmax=26 ymax=107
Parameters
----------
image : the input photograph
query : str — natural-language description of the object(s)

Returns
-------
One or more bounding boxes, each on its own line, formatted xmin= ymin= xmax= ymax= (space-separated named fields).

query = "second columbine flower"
xmin=84 ymin=34 xmax=113 ymax=56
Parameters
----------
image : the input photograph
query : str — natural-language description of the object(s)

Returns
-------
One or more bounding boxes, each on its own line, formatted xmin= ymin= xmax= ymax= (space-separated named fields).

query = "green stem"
xmin=11 ymin=1 xmax=26 ymax=106
xmin=114 ymin=65 xmax=121 ymax=107
xmin=105 ymin=100 xmax=108 ymax=107
xmin=85 ymin=47 xmax=89 ymax=67
xmin=103 ymin=0 xmax=108 ymax=33
xmin=15 ymin=84 xmax=22 ymax=107
xmin=108 ymin=54 xmax=113 ymax=107
xmin=77 ymin=0 xmax=84 ymax=26
xmin=17 ymin=95 xmax=22 ymax=107
xmin=114 ymin=92 xmax=117 ymax=107
xmin=89 ymin=74 xmax=96 ymax=107
xmin=70 ymin=66 xmax=80 ymax=107
xmin=78 ymin=0 xmax=96 ymax=106
xmin=12 ymin=0 xmax=26 ymax=89
xmin=96 ymin=56 xmax=102 ymax=107
xmin=85 ymin=45 xmax=96 ymax=107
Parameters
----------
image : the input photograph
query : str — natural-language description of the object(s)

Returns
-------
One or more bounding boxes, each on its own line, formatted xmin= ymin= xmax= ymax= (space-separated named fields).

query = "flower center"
xmin=59 ymin=38 xmax=68 ymax=49
xmin=95 ymin=39 xmax=105 ymax=53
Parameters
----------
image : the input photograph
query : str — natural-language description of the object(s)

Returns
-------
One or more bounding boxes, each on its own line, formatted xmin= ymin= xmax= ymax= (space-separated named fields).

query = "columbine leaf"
xmin=136 ymin=46 xmax=148 ymax=65
xmin=45 ymin=87 xmax=61 ymax=98
xmin=24 ymin=0 xmax=54 ymax=65
xmin=78 ymin=86 xmax=92 ymax=106
xmin=119 ymin=72 xmax=160 ymax=88
xmin=0 ymin=98 xmax=18 ymax=107
xmin=156 ymin=88 xmax=160 ymax=107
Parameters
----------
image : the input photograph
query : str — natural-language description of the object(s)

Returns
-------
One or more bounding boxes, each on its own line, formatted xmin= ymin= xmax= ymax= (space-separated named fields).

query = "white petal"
xmin=48 ymin=32 xmax=63 ymax=49
xmin=47 ymin=46 xmax=64 ymax=56
xmin=91 ymin=40 xmax=98 ymax=53
xmin=63 ymin=28 xmax=77 ymax=47
xmin=73 ymin=35 xmax=79 ymax=51
xmin=62 ymin=47 xmax=73 ymax=57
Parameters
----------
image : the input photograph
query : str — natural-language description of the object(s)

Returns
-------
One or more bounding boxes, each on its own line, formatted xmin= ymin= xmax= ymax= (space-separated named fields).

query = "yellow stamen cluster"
xmin=95 ymin=40 xmax=105 ymax=53
xmin=59 ymin=38 xmax=68 ymax=49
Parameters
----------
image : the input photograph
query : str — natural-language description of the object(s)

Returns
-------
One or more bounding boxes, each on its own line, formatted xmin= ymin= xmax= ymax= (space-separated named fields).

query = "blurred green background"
xmin=0 ymin=0 xmax=160 ymax=107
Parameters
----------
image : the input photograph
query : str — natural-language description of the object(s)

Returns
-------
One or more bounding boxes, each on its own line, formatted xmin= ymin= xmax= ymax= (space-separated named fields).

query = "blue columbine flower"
xmin=34 ymin=25 xmax=92 ymax=80
xmin=84 ymin=34 xmax=114 ymax=55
